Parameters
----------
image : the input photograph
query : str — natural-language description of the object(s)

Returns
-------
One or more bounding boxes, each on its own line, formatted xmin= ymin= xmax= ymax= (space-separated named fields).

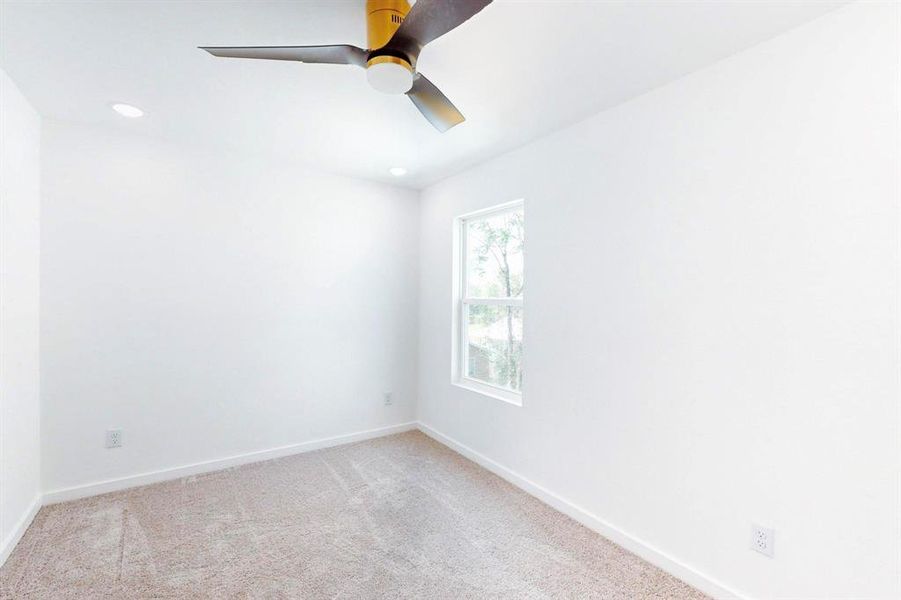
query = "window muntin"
xmin=456 ymin=202 xmax=524 ymax=402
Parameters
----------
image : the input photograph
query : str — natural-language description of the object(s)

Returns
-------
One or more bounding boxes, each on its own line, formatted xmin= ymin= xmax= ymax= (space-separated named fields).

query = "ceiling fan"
xmin=200 ymin=0 xmax=492 ymax=132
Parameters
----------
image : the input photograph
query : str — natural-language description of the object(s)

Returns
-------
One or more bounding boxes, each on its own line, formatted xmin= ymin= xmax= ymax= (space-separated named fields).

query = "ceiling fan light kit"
xmin=200 ymin=0 xmax=491 ymax=132
xmin=366 ymin=55 xmax=413 ymax=94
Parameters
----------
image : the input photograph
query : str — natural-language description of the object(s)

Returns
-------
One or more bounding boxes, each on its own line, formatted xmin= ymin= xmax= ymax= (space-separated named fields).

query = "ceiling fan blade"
xmin=406 ymin=73 xmax=465 ymax=132
xmin=200 ymin=44 xmax=367 ymax=67
xmin=386 ymin=0 xmax=492 ymax=57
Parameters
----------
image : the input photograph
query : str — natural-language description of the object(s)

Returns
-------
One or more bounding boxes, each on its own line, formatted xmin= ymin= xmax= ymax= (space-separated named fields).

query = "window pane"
xmin=466 ymin=208 xmax=524 ymax=298
xmin=466 ymin=304 xmax=523 ymax=391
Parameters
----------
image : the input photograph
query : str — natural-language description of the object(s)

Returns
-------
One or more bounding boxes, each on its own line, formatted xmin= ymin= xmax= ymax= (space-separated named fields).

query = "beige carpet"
xmin=1 ymin=431 xmax=707 ymax=599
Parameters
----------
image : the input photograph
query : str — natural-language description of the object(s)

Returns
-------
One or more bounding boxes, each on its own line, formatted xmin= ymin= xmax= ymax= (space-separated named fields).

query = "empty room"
xmin=1 ymin=0 xmax=898 ymax=598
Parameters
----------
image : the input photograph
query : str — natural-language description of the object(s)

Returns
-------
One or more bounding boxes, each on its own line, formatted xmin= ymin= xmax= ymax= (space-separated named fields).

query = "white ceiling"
xmin=1 ymin=0 xmax=844 ymax=189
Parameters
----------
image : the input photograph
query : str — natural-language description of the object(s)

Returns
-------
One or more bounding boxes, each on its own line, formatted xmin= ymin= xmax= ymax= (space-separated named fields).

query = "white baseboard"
xmin=43 ymin=422 xmax=417 ymax=505
xmin=0 ymin=495 xmax=41 ymax=568
xmin=416 ymin=421 xmax=751 ymax=600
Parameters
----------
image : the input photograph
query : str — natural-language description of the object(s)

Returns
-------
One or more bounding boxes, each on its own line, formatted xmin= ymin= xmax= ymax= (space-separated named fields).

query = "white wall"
xmin=0 ymin=69 xmax=42 ymax=560
xmin=40 ymin=120 xmax=419 ymax=494
xmin=418 ymin=3 xmax=900 ymax=599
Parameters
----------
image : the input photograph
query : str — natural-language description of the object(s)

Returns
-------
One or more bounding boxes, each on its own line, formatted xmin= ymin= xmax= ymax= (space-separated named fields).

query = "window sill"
xmin=452 ymin=379 xmax=522 ymax=407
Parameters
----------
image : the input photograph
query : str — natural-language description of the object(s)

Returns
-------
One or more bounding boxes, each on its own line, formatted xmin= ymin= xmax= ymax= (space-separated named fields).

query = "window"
xmin=453 ymin=200 xmax=524 ymax=405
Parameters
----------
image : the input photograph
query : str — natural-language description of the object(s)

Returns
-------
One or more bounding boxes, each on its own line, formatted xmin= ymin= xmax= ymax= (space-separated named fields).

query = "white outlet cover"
xmin=105 ymin=429 xmax=122 ymax=449
xmin=750 ymin=523 xmax=775 ymax=557
xmin=383 ymin=392 xmax=393 ymax=406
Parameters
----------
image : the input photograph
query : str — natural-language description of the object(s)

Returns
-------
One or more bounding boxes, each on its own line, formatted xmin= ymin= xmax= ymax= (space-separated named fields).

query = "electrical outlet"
xmin=105 ymin=429 xmax=122 ymax=449
xmin=383 ymin=392 xmax=393 ymax=406
xmin=750 ymin=523 xmax=775 ymax=557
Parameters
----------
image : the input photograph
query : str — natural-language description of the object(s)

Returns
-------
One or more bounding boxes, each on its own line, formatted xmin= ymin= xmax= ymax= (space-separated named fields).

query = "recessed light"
xmin=389 ymin=167 xmax=407 ymax=177
xmin=111 ymin=103 xmax=144 ymax=118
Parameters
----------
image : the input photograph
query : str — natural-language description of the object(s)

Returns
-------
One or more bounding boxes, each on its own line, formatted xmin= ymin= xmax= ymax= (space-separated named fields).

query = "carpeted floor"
xmin=1 ymin=431 xmax=707 ymax=599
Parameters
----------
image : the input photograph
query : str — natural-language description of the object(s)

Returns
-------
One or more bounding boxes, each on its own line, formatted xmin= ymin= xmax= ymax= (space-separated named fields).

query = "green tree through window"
xmin=462 ymin=205 xmax=524 ymax=393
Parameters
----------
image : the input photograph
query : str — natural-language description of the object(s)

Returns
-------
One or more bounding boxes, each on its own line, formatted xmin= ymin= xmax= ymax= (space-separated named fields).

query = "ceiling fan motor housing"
xmin=365 ymin=0 xmax=414 ymax=94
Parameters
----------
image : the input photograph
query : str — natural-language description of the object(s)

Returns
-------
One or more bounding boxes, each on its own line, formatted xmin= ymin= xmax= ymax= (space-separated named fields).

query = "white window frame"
xmin=451 ymin=199 xmax=524 ymax=406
